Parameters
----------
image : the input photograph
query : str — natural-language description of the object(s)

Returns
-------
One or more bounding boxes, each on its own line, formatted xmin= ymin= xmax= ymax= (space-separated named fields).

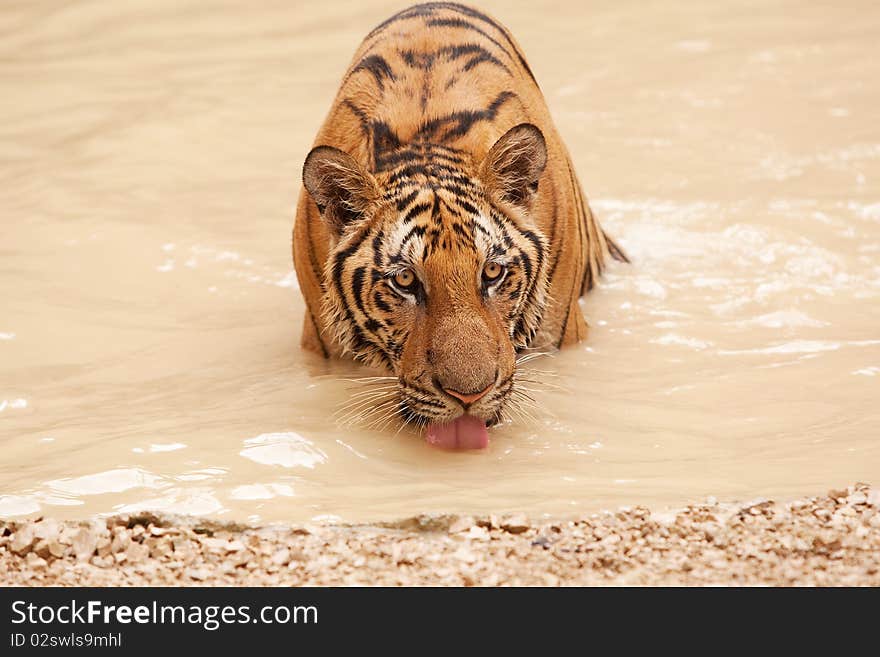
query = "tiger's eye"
xmin=394 ymin=268 xmax=416 ymax=289
xmin=483 ymin=261 xmax=504 ymax=282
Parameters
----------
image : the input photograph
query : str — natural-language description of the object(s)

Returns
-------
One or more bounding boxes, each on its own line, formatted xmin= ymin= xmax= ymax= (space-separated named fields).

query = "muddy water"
xmin=1 ymin=0 xmax=878 ymax=524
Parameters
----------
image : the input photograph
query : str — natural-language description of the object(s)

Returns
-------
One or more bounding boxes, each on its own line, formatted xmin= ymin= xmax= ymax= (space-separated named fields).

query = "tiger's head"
xmin=302 ymin=124 xmax=549 ymax=448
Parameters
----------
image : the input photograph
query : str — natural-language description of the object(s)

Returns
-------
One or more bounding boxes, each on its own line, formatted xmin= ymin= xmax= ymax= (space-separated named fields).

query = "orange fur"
xmin=291 ymin=3 xmax=626 ymax=428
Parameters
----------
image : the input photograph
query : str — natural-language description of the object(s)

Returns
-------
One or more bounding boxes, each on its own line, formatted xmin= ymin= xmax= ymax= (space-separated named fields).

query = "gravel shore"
xmin=2 ymin=484 xmax=879 ymax=586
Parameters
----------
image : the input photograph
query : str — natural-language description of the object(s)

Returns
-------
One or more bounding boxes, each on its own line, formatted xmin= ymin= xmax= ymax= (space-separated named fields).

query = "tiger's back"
xmin=293 ymin=2 xmax=626 ymax=360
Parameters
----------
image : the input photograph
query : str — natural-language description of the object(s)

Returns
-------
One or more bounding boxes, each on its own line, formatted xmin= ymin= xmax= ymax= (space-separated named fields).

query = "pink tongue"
xmin=426 ymin=415 xmax=489 ymax=450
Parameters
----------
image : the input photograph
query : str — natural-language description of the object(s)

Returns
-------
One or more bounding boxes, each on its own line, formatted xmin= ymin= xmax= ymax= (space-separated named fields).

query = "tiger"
xmin=292 ymin=2 xmax=627 ymax=449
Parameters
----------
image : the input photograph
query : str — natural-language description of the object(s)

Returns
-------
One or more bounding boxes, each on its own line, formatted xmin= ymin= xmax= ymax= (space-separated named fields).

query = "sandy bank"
xmin=2 ymin=484 xmax=878 ymax=586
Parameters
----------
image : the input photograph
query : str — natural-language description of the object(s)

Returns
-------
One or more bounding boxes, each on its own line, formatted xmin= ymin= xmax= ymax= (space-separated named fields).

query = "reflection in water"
xmin=0 ymin=0 xmax=878 ymax=523
xmin=239 ymin=432 xmax=327 ymax=469
xmin=114 ymin=491 xmax=226 ymax=517
xmin=230 ymin=484 xmax=295 ymax=501
xmin=47 ymin=468 xmax=165 ymax=496
xmin=132 ymin=443 xmax=187 ymax=454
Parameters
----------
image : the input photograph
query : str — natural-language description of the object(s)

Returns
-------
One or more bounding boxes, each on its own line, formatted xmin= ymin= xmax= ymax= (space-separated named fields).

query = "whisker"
xmin=515 ymin=351 xmax=555 ymax=365
xmin=514 ymin=377 xmax=568 ymax=392
xmin=341 ymin=375 xmax=397 ymax=383
xmin=333 ymin=389 xmax=396 ymax=413
xmin=376 ymin=406 xmax=407 ymax=433
xmin=356 ymin=398 xmax=399 ymax=429
xmin=517 ymin=367 xmax=563 ymax=379
xmin=337 ymin=399 xmax=397 ymax=425
xmin=513 ymin=398 xmax=540 ymax=425
xmin=521 ymin=335 xmax=558 ymax=353
xmin=363 ymin=406 xmax=399 ymax=430
xmin=335 ymin=397 xmax=398 ymax=426
xmin=400 ymin=401 xmax=436 ymax=435
xmin=510 ymin=387 xmax=536 ymax=403
xmin=504 ymin=399 xmax=537 ymax=427
xmin=343 ymin=385 xmax=398 ymax=401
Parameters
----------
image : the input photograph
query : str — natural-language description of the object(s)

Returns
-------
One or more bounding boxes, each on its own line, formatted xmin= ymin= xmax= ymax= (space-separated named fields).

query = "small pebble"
xmin=501 ymin=514 xmax=530 ymax=534
xmin=0 ymin=485 xmax=877 ymax=586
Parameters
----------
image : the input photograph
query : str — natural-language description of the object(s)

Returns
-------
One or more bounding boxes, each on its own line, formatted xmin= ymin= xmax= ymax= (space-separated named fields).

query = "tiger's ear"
xmin=480 ymin=123 xmax=547 ymax=210
xmin=302 ymin=146 xmax=379 ymax=236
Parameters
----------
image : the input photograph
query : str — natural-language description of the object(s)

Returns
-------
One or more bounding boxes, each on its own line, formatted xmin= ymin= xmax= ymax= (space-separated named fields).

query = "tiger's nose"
xmin=443 ymin=383 xmax=494 ymax=406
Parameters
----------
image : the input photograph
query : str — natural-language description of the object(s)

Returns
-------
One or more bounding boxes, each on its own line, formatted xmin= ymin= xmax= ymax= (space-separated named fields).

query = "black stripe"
xmin=402 ymin=201 xmax=432 ymax=224
xmin=431 ymin=193 xmax=441 ymax=221
xmin=371 ymin=229 xmax=385 ymax=268
xmin=455 ymin=198 xmax=479 ymax=215
xmin=507 ymin=281 xmax=522 ymax=301
xmin=430 ymin=3 xmax=538 ymax=83
xmin=351 ymin=266 xmax=369 ymax=317
xmin=377 ymin=149 xmax=420 ymax=171
xmin=416 ymin=90 xmax=516 ymax=140
xmin=438 ymin=43 xmax=510 ymax=74
xmin=378 ymin=146 xmax=470 ymax=175
xmin=400 ymin=224 xmax=427 ymax=247
xmin=332 ymin=227 xmax=393 ymax=369
xmin=399 ymin=48 xmax=434 ymax=69
xmin=365 ymin=3 xmax=538 ymax=84
xmin=404 ymin=394 xmax=447 ymax=410
xmin=451 ymin=222 xmax=471 ymax=239
xmin=388 ymin=164 xmax=428 ymax=184
xmin=556 ymin=169 xmax=585 ymax=348
xmin=463 ymin=52 xmax=508 ymax=73
xmin=567 ymin=163 xmax=591 ymax=295
xmin=510 ymin=228 xmax=545 ymax=345
xmin=517 ymin=247 xmax=533 ymax=287
xmin=520 ymin=230 xmax=545 ymax=271
xmin=406 ymin=382 xmax=441 ymax=398
xmin=347 ymin=54 xmax=396 ymax=90
xmin=366 ymin=4 xmax=438 ymax=41
xmin=395 ymin=190 xmax=419 ymax=211
xmin=425 ymin=17 xmax=513 ymax=62
xmin=342 ymin=99 xmax=370 ymax=139
xmin=371 ymin=121 xmax=401 ymax=165
xmin=487 ymin=209 xmax=515 ymax=248
xmin=473 ymin=221 xmax=491 ymax=239
xmin=604 ymin=231 xmax=630 ymax=263
xmin=373 ymin=290 xmax=392 ymax=313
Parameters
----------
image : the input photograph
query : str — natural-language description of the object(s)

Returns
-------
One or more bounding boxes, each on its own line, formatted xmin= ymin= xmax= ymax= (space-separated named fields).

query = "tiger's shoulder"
xmin=317 ymin=2 xmax=551 ymax=171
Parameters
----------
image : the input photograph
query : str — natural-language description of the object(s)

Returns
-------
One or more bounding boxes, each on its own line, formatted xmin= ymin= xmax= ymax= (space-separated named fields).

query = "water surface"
xmin=1 ymin=0 xmax=878 ymax=523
